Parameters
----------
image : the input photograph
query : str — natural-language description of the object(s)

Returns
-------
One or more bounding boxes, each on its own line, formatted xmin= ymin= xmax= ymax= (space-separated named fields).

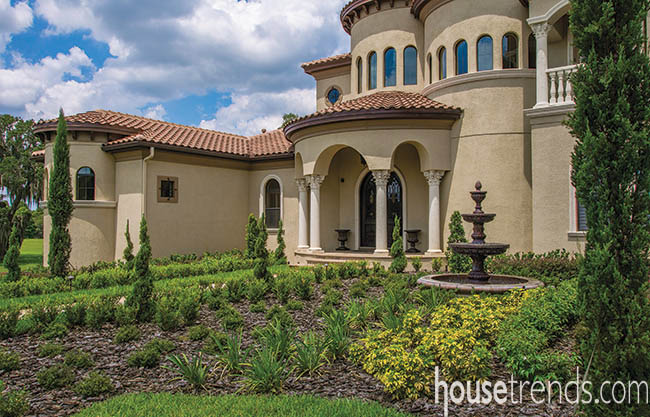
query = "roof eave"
xmin=34 ymin=122 xmax=140 ymax=136
xmin=284 ymin=108 xmax=463 ymax=140
xmin=302 ymin=58 xmax=352 ymax=75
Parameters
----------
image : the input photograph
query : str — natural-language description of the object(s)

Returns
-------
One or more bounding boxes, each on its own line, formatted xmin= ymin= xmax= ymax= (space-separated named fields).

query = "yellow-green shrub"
xmin=350 ymin=292 xmax=526 ymax=399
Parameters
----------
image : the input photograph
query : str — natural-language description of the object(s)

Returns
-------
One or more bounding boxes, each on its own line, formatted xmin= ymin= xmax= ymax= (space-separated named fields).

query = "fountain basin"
xmin=417 ymin=274 xmax=544 ymax=294
xmin=449 ymin=242 xmax=509 ymax=256
xmin=461 ymin=213 xmax=496 ymax=223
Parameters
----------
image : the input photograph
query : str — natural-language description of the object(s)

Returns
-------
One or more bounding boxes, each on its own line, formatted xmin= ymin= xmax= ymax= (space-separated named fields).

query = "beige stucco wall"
xmin=528 ymin=110 xmax=585 ymax=253
xmin=423 ymin=0 xmax=529 ymax=80
xmin=315 ymin=69 xmax=352 ymax=111
xmin=350 ymin=2 xmax=424 ymax=97
xmin=530 ymin=0 xmax=569 ymax=20
xmin=248 ymin=164 xmax=299 ymax=263
xmin=144 ymin=152 xmax=251 ymax=259
xmin=42 ymin=132 xmax=117 ymax=268
xmin=114 ymin=152 xmax=145 ymax=260
xmin=424 ymin=70 xmax=536 ymax=253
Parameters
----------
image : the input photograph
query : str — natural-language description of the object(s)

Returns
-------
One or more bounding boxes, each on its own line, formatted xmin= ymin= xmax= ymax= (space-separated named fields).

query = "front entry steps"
xmin=294 ymin=249 xmax=445 ymax=271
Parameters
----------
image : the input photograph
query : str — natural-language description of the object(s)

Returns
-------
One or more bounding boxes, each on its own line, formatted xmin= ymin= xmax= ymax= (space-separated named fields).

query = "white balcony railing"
xmin=546 ymin=65 xmax=578 ymax=105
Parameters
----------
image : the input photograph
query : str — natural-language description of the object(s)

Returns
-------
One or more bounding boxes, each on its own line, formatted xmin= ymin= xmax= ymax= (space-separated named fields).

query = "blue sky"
xmin=0 ymin=0 xmax=349 ymax=134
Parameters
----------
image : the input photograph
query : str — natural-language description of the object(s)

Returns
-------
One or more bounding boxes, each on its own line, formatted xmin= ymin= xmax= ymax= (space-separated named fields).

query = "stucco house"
xmin=33 ymin=0 xmax=590 ymax=269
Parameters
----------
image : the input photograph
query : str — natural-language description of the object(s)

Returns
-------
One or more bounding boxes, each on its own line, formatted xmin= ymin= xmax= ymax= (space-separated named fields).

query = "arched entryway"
xmin=359 ymin=171 xmax=403 ymax=248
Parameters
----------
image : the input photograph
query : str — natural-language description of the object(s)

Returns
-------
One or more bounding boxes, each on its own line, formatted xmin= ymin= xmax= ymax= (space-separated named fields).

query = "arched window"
xmin=76 ymin=167 xmax=95 ymax=201
xmin=357 ymin=57 xmax=363 ymax=93
xmin=368 ymin=52 xmax=377 ymax=90
xmin=264 ymin=178 xmax=281 ymax=229
xmin=455 ymin=40 xmax=468 ymax=75
xmin=502 ymin=33 xmax=518 ymax=69
xmin=403 ymin=46 xmax=417 ymax=85
xmin=528 ymin=33 xmax=536 ymax=69
xmin=384 ymin=48 xmax=396 ymax=87
xmin=477 ymin=35 xmax=493 ymax=71
xmin=438 ymin=47 xmax=447 ymax=79
xmin=427 ymin=53 xmax=432 ymax=83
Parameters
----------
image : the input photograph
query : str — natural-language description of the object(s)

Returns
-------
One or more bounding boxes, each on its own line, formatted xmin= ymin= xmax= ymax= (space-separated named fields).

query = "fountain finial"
xmin=475 ymin=181 xmax=482 ymax=191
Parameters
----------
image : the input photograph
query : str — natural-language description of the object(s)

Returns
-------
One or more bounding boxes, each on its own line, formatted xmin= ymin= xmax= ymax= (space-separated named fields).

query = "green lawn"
xmin=73 ymin=393 xmax=412 ymax=417
xmin=0 ymin=238 xmax=43 ymax=272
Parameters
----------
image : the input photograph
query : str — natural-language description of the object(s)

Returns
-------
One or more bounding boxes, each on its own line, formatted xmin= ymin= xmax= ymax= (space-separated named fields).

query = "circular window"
xmin=327 ymin=87 xmax=341 ymax=105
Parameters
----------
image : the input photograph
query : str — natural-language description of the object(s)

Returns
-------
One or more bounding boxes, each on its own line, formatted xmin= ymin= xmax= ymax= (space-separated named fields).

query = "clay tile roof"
xmin=34 ymin=110 xmax=292 ymax=160
xmin=301 ymin=53 xmax=352 ymax=74
xmin=284 ymin=91 xmax=461 ymax=138
xmin=30 ymin=149 xmax=45 ymax=161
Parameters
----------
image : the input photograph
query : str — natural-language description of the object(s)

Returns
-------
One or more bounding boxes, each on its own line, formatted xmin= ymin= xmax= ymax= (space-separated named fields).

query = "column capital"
xmin=295 ymin=178 xmax=308 ymax=192
xmin=530 ymin=22 xmax=551 ymax=39
xmin=307 ymin=175 xmax=324 ymax=190
xmin=424 ymin=170 xmax=445 ymax=186
xmin=372 ymin=170 xmax=391 ymax=187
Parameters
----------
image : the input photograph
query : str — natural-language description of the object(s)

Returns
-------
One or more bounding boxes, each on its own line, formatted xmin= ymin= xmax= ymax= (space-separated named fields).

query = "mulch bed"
xmin=0 ymin=278 xmax=577 ymax=417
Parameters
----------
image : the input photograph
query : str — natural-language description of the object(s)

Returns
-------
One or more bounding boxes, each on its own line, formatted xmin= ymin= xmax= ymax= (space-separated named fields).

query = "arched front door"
xmin=360 ymin=172 xmax=403 ymax=248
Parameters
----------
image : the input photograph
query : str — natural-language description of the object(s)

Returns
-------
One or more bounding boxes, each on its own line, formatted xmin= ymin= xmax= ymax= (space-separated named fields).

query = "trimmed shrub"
xmin=73 ymin=371 xmax=114 ymax=397
xmin=155 ymin=296 xmax=182 ymax=332
xmin=487 ymin=250 xmax=580 ymax=285
xmin=246 ymin=279 xmax=267 ymax=304
xmin=127 ymin=348 xmax=160 ymax=369
xmin=41 ymin=321 xmax=68 ymax=340
xmin=114 ymin=304 xmax=137 ymax=327
xmin=226 ymin=279 xmax=246 ymax=303
xmin=0 ymin=385 xmax=29 ymax=417
xmin=145 ymin=338 xmax=176 ymax=354
xmin=0 ymin=308 xmax=19 ymax=340
xmin=244 ymin=214 xmax=259 ymax=259
xmin=187 ymin=325 xmax=210 ymax=341
xmin=179 ymin=290 xmax=201 ymax=325
xmin=216 ymin=305 xmax=244 ymax=331
xmin=114 ymin=325 xmax=141 ymax=344
xmin=285 ymin=299 xmax=303 ymax=311
xmin=265 ymin=305 xmax=293 ymax=329
xmin=411 ymin=257 xmax=422 ymax=273
xmin=85 ymin=296 xmax=117 ymax=329
xmin=250 ymin=301 xmax=266 ymax=313
xmin=273 ymin=220 xmax=287 ymax=265
xmin=37 ymin=343 xmax=64 ymax=358
xmin=389 ymin=217 xmax=406 ymax=274
xmin=126 ymin=215 xmax=155 ymax=322
xmin=0 ymin=348 xmax=20 ymax=372
xmin=64 ymin=303 xmax=87 ymax=327
xmin=123 ymin=220 xmax=135 ymax=270
xmin=37 ymin=364 xmax=75 ymax=389
xmin=445 ymin=211 xmax=471 ymax=273
xmin=3 ymin=225 xmax=21 ymax=282
xmin=272 ymin=276 xmax=291 ymax=304
xmin=64 ymin=349 xmax=94 ymax=369
xmin=293 ymin=273 xmax=314 ymax=301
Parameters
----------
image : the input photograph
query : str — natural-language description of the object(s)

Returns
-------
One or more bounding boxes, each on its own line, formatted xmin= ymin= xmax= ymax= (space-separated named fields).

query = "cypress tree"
xmin=567 ymin=1 xmax=650 ymax=415
xmin=47 ymin=109 xmax=73 ymax=277
xmin=245 ymin=214 xmax=258 ymax=259
xmin=126 ymin=215 xmax=155 ymax=322
xmin=274 ymin=219 xmax=286 ymax=265
xmin=253 ymin=215 xmax=269 ymax=280
xmin=389 ymin=216 xmax=406 ymax=273
xmin=3 ymin=225 xmax=20 ymax=282
xmin=123 ymin=219 xmax=134 ymax=270
xmin=445 ymin=211 xmax=471 ymax=273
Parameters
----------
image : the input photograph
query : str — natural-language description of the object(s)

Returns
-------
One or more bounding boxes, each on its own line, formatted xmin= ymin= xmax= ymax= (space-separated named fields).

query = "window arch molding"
xmin=76 ymin=166 xmax=95 ymax=201
xmin=502 ymin=32 xmax=519 ymax=69
xmin=437 ymin=46 xmax=447 ymax=80
xmin=454 ymin=39 xmax=468 ymax=75
xmin=383 ymin=47 xmax=397 ymax=87
xmin=403 ymin=45 xmax=417 ymax=85
xmin=259 ymin=175 xmax=283 ymax=229
xmin=476 ymin=34 xmax=494 ymax=72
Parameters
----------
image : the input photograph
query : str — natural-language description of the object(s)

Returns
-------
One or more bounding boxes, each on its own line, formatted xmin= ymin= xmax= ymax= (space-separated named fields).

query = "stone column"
xmin=296 ymin=178 xmax=309 ymax=250
xmin=373 ymin=170 xmax=391 ymax=254
xmin=424 ymin=170 xmax=445 ymax=254
xmin=308 ymin=175 xmax=324 ymax=252
xmin=531 ymin=22 xmax=551 ymax=108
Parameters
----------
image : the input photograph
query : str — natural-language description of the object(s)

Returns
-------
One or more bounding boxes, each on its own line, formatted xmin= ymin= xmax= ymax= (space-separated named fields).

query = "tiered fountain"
xmin=418 ymin=181 xmax=544 ymax=293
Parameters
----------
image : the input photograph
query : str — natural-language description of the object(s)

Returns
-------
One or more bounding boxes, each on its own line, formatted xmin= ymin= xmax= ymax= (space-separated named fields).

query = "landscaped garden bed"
xmin=0 ymin=251 xmax=581 ymax=417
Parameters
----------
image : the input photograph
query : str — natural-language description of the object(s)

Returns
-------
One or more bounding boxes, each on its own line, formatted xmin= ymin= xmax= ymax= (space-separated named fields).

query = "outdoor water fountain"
xmin=418 ymin=181 xmax=544 ymax=293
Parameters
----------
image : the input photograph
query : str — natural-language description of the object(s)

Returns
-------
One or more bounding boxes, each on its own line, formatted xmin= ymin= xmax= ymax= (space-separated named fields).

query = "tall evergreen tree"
xmin=47 ymin=109 xmax=73 ymax=277
xmin=253 ymin=215 xmax=269 ymax=280
xmin=568 ymin=1 xmax=650 ymax=415
xmin=389 ymin=216 xmax=406 ymax=273
xmin=126 ymin=216 xmax=155 ymax=322
xmin=3 ymin=225 xmax=20 ymax=282
xmin=123 ymin=219 xmax=135 ymax=270
xmin=274 ymin=219 xmax=286 ymax=265
xmin=445 ymin=211 xmax=471 ymax=273
xmin=245 ymin=214 xmax=258 ymax=259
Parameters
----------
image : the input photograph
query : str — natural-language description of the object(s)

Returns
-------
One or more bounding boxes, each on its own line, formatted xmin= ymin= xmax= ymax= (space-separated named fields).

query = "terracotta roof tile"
xmin=34 ymin=110 xmax=292 ymax=160
xmin=284 ymin=91 xmax=461 ymax=138
xmin=301 ymin=53 xmax=352 ymax=74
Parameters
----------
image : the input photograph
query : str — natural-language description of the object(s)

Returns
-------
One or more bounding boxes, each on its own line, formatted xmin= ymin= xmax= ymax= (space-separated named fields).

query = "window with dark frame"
xmin=502 ymin=33 xmax=518 ymax=69
xmin=577 ymin=199 xmax=588 ymax=231
xmin=76 ymin=167 xmax=95 ymax=201
xmin=265 ymin=179 xmax=281 ymax=229
xmin=157 ymin=176 xmax=178 ymax=203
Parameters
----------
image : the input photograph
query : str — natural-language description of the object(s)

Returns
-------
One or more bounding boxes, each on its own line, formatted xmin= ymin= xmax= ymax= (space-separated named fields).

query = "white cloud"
xmin=4 ymin=0 xmax=350 ymax=133
xmin=200 ymin=88 xmax=314 ymax=135
xmin=142 ymin=104 xmax=166 ymax=120
xmin=0 ymin=0 xmax=33 ymax=53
